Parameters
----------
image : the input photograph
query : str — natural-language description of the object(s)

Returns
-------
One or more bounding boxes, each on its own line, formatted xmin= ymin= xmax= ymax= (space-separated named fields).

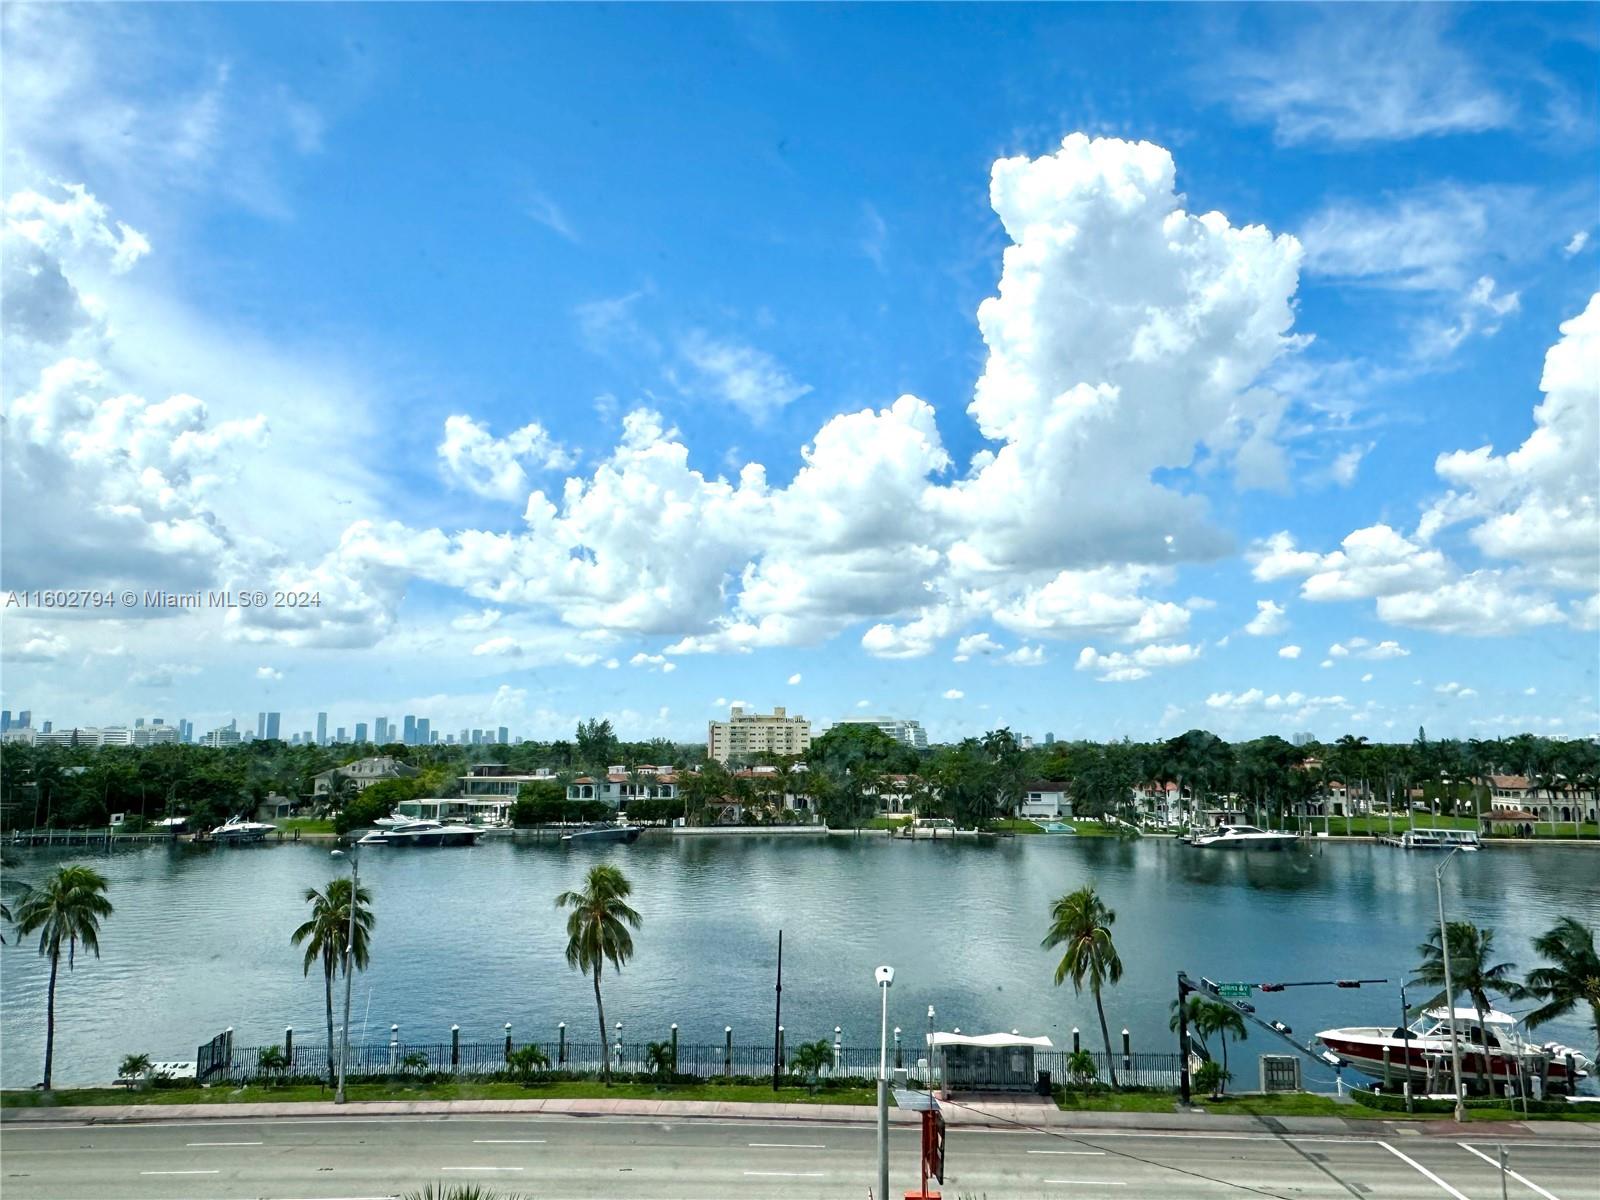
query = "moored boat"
xmin=357 ymin=819 xmax=482 ymax=847
xmin=1188 ymin=824 xmax=1300 ymax=851
xmin=561 ymin=824 xmax=642 ymax=844
xmin=1317 ymin=1006 xmax=1593 ymax=1092
xmin=1378 ymin=828 xmax=1481 ymax=851
xmin=209 ymin=815 xmax=275 ymax=843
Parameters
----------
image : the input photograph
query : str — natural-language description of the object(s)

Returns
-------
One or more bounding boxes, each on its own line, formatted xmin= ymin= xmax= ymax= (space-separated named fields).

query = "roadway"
xmin=1 ymin=1113 xmax=1596 ymax=1199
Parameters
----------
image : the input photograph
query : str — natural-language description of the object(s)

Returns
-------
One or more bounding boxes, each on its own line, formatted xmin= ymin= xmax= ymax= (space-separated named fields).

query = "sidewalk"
xmin=4 ymin=1095 xmax=1594 ymax=1139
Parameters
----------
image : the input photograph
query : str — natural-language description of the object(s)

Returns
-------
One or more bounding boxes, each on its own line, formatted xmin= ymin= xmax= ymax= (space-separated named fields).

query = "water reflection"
xmin=0 ymin=836 xmax=1592 ymax=1088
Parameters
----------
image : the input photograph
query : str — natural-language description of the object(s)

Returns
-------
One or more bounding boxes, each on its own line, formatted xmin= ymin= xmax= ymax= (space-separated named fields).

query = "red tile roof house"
xmin=1484 ymin=774 xmax=1599 ymax=832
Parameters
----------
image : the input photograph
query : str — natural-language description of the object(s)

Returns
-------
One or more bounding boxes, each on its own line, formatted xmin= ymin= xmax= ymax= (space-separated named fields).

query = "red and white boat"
xmin=1317 ymin=1006 xmax=1593 ymax=1092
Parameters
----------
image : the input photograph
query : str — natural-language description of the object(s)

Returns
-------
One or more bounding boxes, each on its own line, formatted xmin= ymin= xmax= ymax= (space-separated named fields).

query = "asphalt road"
xmin=2 ymin=1114 xmax=1596 ymax=1200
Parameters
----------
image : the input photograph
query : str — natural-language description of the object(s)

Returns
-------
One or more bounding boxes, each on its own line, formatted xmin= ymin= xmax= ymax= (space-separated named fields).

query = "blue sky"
xmin=1 ymin=3 xmax=1596 ymax=745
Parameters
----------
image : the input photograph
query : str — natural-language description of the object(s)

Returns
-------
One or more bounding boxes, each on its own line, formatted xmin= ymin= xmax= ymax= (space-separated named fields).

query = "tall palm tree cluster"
xmin=1042 ymin=882 xmax=1600 ymax=1095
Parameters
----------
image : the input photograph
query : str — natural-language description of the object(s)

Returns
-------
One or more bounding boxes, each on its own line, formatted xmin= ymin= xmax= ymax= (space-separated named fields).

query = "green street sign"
xmin=1216 ymin=983 xmax=1254 ymax=998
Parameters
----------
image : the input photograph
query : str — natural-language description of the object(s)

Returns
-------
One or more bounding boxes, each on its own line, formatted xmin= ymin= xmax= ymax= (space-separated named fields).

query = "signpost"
xmin=1215 ymin=983 xmax=1253 ymax=999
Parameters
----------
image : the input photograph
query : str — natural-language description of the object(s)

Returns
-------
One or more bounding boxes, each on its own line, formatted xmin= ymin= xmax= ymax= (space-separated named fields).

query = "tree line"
xmin=3 ymin=723 xmax=1595 ymax=834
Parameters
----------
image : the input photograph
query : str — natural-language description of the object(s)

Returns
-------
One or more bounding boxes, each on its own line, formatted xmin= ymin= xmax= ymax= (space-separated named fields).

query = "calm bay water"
xmin=2 ymin=834 xmax=1595 ymax=1088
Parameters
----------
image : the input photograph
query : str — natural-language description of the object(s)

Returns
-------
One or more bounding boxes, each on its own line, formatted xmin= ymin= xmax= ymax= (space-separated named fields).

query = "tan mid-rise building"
xmin=707 ymin=705 xmax=811 ymax=764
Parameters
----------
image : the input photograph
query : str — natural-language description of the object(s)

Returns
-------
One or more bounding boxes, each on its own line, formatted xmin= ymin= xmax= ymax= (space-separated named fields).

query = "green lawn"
xmin=274 ymin=818 xmax=337 ymax=835
xmin=0 ymin=1080 xmax=878 ymax=1109
xmin=1318 ymin=814 xmax=1597 ymax=840
xmin=992 ymin=819 xmax=1126 ymax=837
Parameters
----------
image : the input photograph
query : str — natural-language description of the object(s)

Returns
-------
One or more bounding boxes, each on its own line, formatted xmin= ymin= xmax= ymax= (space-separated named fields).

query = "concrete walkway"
xmin=4 ymin=1094 xmax=1595 ymax=1139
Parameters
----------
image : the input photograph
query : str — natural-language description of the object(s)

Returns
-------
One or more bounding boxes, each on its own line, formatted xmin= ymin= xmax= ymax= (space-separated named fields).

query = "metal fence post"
xmin=1072 ymin=1027 xmax=1081 ymax=1054
xmin=834 ymin=1026 xmax=842 ymax=1072
xmin=724 ymin=1026 xmax=733 ymax=1076
xmin=558 ymin=1022 xmax=567 ymax=1066
xmin=504 ymin=1022 xmax=513 ymax=1059
xmin=1122 ymin=1028 xmax=1131 ymax=1073
xmin=284 ymin=1026 xmax=293 ymax=1067
xmin=777 ymin=1026 xmax=786 ymax=1072
xmin=894 ymin=1026 xmax=902 ymax=1070
xmin=670 ymin=1023 xmax=679 ymax=1074
xmin=390 ymin=1025 xmax=399 ymax=1071
xmin=451 ymin=1025 xmax=460 ymax=1069
xmin=225 ymin=1027 xmax=234 ymax=1072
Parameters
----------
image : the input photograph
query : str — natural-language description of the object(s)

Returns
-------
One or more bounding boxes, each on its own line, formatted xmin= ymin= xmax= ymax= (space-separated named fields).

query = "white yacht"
xmin=357 ymin=819 xmax=481 ymax=847
xmin=1188 ymin=824 xmax=1300 ymax=851
xmin=1318 ymin=1006 xmax=1592 ymax=1090
xmin=209 ymin=815 xmax=276 ymax=843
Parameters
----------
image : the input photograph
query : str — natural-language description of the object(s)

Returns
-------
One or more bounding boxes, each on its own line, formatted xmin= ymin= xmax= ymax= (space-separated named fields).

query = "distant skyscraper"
xmin=265 ymin=712 xmax=281 ymax=740
xmin=497 ymin=726 xmax=509 ymax=745
xmin=1292 ymin=731 xmax=1315 ymax=747
xmin=1044 ymin=732 xmax=1055 ymax=746
xmin=355 ymin=722 xmax=368 ymax=743
xmin=257 ymin=712 xmax=267 ymax=739
xmin=416 ymin=718 xmax=431 ymax=745
xmin=2 ymin=710 xmax=11 ymax=732
xmin=460 ymin=728 xmax=470 ymax=746
xmin=335 ymin=726 xmax=347 ymax=742
xmin=18 ymin=710 xmax=32 ymax=729
xmin=317 ymin=712 xmax=328 ymax=746
xmin=375 ymin=717 xmax=389 ymax=743
xmin=42 ymin=720 xmax=53 ymax=733
xmin=178 ymin=718 xmax=193 ymax=742
xmin=403 ymin=715 xmax=417 ymax=745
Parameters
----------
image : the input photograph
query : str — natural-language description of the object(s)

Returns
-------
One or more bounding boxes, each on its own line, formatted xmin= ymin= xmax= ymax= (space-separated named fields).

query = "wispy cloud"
xmin=676 ymin=331 xmax=811 ymax=420
xmin=1219 ymin=7 xmax=1512 ymax=145
xmin=525 ymin=188 xmax=576 ymax=241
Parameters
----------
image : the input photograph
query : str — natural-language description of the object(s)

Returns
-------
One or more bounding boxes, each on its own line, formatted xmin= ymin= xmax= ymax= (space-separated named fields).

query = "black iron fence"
xmin=202 ymin=1036 xmax=1183 ymax=1090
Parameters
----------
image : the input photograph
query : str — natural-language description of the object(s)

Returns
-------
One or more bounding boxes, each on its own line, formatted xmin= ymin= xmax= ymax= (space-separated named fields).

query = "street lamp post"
xmin=875 ymin=965 xmax=894 ymax=1200
xmin=331 ymin=847 xmax=359 ymax=1105
xmin=1435 ymin=846 xmax=1467 ymax=1122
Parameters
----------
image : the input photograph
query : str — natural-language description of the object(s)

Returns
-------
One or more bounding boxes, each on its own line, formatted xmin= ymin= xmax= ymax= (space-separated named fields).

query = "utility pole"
xmin=772 ymin=929 xmax=783 ymax=1091
xmin=1176 ymin=972 xmax=1192 ymax=1105
xmin=1435 ymin=848 xmax=1467 ymax=1122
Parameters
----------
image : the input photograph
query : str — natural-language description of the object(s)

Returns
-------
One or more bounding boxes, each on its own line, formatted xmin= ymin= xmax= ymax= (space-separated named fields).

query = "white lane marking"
xmin=744 ymin=1171 xmax=827 ymax=1177
xmin=1458 ymin=1142 xmax=1564 ymax=1200
xmin=472 ymin=1138 xmax=547 ymax=1143
xmin=139 ymin=1169 xmax=220 ymax=1175
xmin=441 ymin=1165 xmax=526 ymax=1171
xmin=1028 ymin=1149 xmax=1107 ymax=1155
xmin=186 ymin=1140 xmax=263 ymax=1146
xmin=1044 ymin=1180 xmax=1125 ymax=1187
xmin=748 ymin=1142 xmax=827 ymax=1148
xmin=1379 ymin=1141 xmax=1472 ymax=1200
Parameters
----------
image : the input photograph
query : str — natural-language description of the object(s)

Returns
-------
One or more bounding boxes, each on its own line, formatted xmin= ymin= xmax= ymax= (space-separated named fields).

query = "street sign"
xmin=1216 ymin=983 xmax=1254 ymax=998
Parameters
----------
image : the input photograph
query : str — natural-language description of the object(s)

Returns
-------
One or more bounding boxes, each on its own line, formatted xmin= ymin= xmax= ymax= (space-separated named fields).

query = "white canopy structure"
xmin=928 ymin=1031 xmax=1054 ymax=1049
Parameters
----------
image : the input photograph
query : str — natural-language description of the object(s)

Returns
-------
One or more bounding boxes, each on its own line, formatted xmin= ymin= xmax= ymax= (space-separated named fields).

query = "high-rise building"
xmin=375 ymin=717 xmax=389 ymax=743
xmin=460 ymin=728 xmax=470 ymax=746
xmin=355 ymin=722 xmax=368 ymax=743
xmin=1292 ymin=731 xmax=1315 ymax=747
xmin=257 ymin=712 xmax=267 ymax=739
xmin=265 ymin=712 xmax=281 ymax=740
xmin=42 ymin=720 xmax=53 ymax=733
xmin=707 ymin=705 xmax=812 ymax=764
xmin=1044 ymin=732 xmax=1056 ymax=746
xmin=135 ymin=717 xmax=146 ymax=728
xmin=316 ymin=712 xmax=328 ymax=746
xmin=829 ymin=715 xmax=927 ymax=751
xmin=335 ymin=726 xmax=347 ymax=742
xmin=416 ymin=718 xmax=431 ymax=744
xmin=1 ymin=710 xmax=10 ymax=732
xmin=178 ymin=718 xmax=193 ymax=742
xmin=497 ymin=726 xmax=509 ymax=745
xmin=18 ymin=710 xmax=32 ymax=729
xmin=403 ymin=715 xmax=416 ymax=745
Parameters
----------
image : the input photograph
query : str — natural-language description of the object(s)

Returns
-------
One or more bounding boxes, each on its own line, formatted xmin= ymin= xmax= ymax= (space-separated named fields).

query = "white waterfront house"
xmin=458 ymin=763 xmax=557 ymax=798
xmin=1019 ymin=780 xmax=1072 ymax=820
xmin=567 ymin=765 xmax=680 ymax=808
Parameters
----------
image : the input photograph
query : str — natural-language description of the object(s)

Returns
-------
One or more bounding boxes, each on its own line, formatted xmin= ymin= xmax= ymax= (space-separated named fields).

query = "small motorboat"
xmin=1318 ymin=1006 xmax=1593 ymax=1092
xmin=561 ymin=824 xmax=642 ymax=844
xmin=358 ymin=819 xmax=482 ymax=847
xmin=1388 ymin=828 xmax=1481 ymax=851
xmin=209 ymin=815 xmax=275 ymax=843
xmin=1188 ymin=824 xmax=1300 ymax=851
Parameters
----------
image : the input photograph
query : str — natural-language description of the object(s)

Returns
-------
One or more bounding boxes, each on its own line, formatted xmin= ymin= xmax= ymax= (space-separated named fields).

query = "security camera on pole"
xmin=875 ymin=964 xmax=893 ymax=1200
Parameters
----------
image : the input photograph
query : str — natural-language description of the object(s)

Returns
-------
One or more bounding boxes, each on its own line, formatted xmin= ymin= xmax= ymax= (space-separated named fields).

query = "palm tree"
xmin=1201 ymin=999 xmax=1247 ymax=1091
xmin=789 ymin=1038 xmax=834 ymax=1086
xmin=1412 ymin=921 xmax=1524 ymax=1087
xmin=290 ymin=877 xmax=375 ymax=1088
xmin=555 ymin=864 xmax=641 ymax=1084
xmin=1042 ymin=884 xmax=1124 ymax=1088
xmin=1523 ymin=917 xmax=1600 ymax=1059
xmin=13 ymin=864 xmax=114 ymax=1090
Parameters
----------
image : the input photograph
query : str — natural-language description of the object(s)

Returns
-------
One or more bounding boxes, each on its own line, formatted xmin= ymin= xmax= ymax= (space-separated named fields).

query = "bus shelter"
xmin=929 ymin=1031 xmax=1053 ymax=1093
